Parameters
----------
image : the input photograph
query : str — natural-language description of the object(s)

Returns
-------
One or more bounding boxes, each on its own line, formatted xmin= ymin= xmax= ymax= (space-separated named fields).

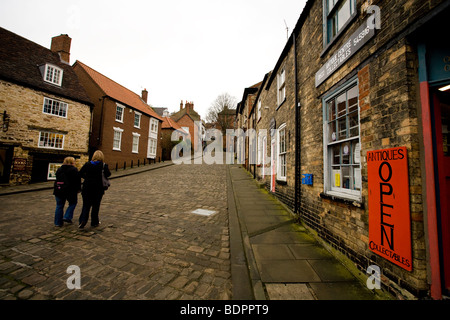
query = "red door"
xmin=433 ymin=90 xmax=450 ymax=294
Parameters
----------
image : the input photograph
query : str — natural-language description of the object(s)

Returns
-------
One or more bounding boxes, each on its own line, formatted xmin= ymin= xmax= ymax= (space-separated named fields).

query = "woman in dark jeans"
xmin=53 ymin=157 xmax=81 ymax=227
xmin=78 ymin=150 xmax=111 ymax=228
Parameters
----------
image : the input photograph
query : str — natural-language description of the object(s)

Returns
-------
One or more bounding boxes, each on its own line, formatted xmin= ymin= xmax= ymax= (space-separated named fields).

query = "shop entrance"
xmin=0 ymin=145 xmax=13 ymax=184
xmin=432 ymin=88 xmax=450 ymax=295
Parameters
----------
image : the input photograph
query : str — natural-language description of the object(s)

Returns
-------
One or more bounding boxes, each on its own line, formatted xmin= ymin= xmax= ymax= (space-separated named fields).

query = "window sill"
xmin=320 ymin=191 xmax=364 ymax=209
xmin=276 ymin=179 xmax=287 ymax=185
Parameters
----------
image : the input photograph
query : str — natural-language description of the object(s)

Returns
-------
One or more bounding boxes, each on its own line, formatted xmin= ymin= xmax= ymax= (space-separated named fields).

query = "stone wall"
xmin=0 ymin=80 xmax=91 ymax=184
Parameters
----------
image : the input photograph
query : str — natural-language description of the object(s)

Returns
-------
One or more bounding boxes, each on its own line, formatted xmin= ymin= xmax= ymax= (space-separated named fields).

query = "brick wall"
xmin=255 ymin=45 xmax=297 ymax=211
xmin=99 ymin=98 xmax=162 ymax=169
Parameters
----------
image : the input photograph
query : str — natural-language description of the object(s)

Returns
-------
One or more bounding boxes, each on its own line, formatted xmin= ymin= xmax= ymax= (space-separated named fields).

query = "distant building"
xmin=171 ymin=101 xmax=203 ymax=153
xmin=0 ymin=27 xmax=93 ymax=185
xmin=73 ymin=61 xmax=163 ymax=168
xmin=160 ymin=116 xmax=187 ymax=161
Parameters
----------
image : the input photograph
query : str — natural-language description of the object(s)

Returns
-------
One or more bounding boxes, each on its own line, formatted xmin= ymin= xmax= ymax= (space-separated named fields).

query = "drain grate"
xmin=191 ymin=209 xmax=217 ymax=216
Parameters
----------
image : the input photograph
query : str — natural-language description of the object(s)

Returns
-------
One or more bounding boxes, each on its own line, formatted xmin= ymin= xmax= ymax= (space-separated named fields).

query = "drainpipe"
xmin=294 ymin=34 xmax=300 ymax=215
xmin=97 ymin=96 xmax=106 ymax=150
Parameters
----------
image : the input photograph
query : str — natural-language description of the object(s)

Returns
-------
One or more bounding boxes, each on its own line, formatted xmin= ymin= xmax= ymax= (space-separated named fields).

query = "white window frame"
xmin=277 ymin=123 xmax=287 ymax=181
xmin=150 ymin=118 xmax=158 ymax=135
xmin=147 ymin=138 xmax=157 ymax=159
xmin=134 ymin=111 xmax=142 ymax=128
xmin=113 ymin=127 xmax=123 ymax=151
xmin=43 ymin=97 xmax=68 ymax=118
xmin=115 ymin=104 xmax=125 ymax=123
xmin=48 ymin=163 xmax=63 ymax=180
xmin=43 ymin=64 xmax=63 ymax=86
xmin=277 ymin=66 xmax=286 ymax=107
xmin=38 ymin=131 xmax=65 ymax=149
xmin=323 ymin=77 xmax=361 ymax=201
xmin=148 ymin=118 xmax=159 ymax=159
xmin=132 ymin=132 xmax=140 ymax=153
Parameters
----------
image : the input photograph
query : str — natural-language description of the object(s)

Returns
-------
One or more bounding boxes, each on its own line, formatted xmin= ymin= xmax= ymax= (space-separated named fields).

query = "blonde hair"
xmin=91 ymin=150 xmax=104 ymax=162
xmin=63 ymin=157 xmax=75 ymax=165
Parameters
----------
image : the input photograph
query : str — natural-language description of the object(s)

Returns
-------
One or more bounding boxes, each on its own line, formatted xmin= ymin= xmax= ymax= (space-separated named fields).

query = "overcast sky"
xmin=0 ymin=0 xmax=307 ymax=119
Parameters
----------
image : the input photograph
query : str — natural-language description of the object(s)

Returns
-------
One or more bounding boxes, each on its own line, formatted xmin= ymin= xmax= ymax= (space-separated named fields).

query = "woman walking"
xmin=78 ymin=150 xmax=111 ymax=229
xmin=53 ymin=157 xmax=81 ymax=227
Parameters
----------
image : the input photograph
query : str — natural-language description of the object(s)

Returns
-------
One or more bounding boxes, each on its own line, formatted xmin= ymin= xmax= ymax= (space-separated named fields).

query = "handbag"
xmin=102 ymin=163 xmax=110 ymax=190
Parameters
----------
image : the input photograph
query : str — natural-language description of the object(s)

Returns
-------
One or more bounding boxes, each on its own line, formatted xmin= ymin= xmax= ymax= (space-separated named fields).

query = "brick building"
xmin=236 ymin=0 xmax=450 ymax=299
xmin=73 ymin=61 xmax=163 ymax=169
xmin=160 ymin=116 xmax=187 ymax=161
xmin=0 ymin=28 xmax=92 ymax=185
xmin=171 ymin=101 xmax=203 ymax=153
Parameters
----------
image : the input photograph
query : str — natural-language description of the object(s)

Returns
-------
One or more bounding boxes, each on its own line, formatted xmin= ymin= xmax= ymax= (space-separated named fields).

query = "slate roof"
xmin=74 ymin=60 xmax=163 ymax=121
xmin=0 ymin=27 xmax=92 ymax=106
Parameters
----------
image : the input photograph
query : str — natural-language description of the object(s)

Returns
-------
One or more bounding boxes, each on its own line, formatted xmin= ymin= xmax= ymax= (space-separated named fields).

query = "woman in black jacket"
xmin=53 ymin=157 xmax=81 ymax=227
xmin=78 ymin=150 xmax=111 ymax=229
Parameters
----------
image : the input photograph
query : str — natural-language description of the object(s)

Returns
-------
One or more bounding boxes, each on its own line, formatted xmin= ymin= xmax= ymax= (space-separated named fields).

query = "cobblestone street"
xmin=0 ymin=162 xmax=231 ymax=300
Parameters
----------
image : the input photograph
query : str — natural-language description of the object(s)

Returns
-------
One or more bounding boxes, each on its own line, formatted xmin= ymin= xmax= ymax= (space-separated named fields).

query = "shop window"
xmin=323 ymin=78 xmax=361 ymax=200
xmin=38 ymin=131 xmax=65 ymax=149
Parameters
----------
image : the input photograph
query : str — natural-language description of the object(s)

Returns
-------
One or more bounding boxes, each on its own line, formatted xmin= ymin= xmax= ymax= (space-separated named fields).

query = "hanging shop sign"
xmin=315 ymin=19 xmax=376 ymax=87
xmin=367 ymin=147 xmax=412 ymax=271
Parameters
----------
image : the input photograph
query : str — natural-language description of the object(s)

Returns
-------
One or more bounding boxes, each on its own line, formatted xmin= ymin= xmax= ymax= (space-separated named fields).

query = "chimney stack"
xmin=142 ymin=88 xmax=148 ymax=103
xmin=180 ymin=100 xmax=184 ymax=111
xmin=51 ymin=34 xmax=72 ymax=64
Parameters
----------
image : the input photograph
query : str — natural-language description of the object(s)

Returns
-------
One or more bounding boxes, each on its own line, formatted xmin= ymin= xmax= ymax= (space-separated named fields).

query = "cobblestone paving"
xmin=0 ymin=163 xmax=230 ymax=300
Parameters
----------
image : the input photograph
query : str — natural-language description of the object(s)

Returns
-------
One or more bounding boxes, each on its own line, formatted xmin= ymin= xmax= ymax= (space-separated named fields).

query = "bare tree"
xmin=206 ymin=93 xmax=237 ymax=133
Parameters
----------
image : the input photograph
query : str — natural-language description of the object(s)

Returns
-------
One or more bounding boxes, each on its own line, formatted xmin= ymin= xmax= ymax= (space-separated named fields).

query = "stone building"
xmin=235 ymin=82 xmax=260 ymax=171
xmin=237 ymin=0 xmax=450 ymax=299
xmin=73 ymin=61 xmax=163 ymax=169
xmin=0 ymin=27 xmax=92 ymax=185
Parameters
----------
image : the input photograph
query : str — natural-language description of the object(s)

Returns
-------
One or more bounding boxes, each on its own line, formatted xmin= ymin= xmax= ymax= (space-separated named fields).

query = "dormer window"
xmin=44 ymin=64 xmax=63 ymax=86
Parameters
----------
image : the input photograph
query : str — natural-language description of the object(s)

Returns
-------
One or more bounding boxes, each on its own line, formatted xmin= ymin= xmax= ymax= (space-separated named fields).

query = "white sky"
xmin=0 ymin=0 xmax=307 ymax=119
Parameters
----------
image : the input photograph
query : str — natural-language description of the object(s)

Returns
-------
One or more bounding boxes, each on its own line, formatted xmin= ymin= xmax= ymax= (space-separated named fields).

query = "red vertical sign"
xmin=367 ymin=147 xmax=412 ymax=271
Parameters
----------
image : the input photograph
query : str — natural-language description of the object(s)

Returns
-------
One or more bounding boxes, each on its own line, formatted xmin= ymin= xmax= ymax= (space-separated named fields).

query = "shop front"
xmin=416 ymin=7 xmax=450 ymax=298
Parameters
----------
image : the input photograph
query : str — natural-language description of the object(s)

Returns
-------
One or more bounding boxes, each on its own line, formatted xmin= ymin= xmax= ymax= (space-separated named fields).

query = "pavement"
xmin=0 ymin=159 xmax=390 ymax=300
xmin=227 ymin=164 xmax=389 ymax=300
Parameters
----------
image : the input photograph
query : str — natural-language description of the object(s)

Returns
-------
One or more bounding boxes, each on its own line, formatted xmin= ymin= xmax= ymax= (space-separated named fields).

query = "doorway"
xmin=0 ymin=146 xmax=13 ymax=184
xmin=432 ymin=88 xmax=450 ymax=295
